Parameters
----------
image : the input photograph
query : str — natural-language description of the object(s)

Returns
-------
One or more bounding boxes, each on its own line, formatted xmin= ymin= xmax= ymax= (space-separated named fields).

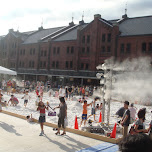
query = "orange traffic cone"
xmin=74 ymin=116 xmax=79 ymax=130
xmin=110 ymin=123 xmax=117 ymax=138
xmin=99 ymin=112 xmax=102 ymax=122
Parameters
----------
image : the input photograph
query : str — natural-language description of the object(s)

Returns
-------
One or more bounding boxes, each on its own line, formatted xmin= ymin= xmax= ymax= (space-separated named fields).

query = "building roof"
xmin=53 ymin=23 xmax=88 ymax=42
xmin=23 ymin=26 xmax=65 ymax=44
xmin=119 ymin=16 xmax=152 ymax=36
xmin=99 ymin=18 xmax=113 ymax=27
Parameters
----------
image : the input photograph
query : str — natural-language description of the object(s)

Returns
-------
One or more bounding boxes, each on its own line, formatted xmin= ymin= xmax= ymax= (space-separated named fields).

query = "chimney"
xmin=79 ymin=20 xmax=84 ymax=25
xmin=9 ymin=29 xmax=14 ymax=33
xmin=69 ymin=21 xmax=74 ymax=26
xmin=94 ymin=14 xmax=101 ymax=19
xmin=122 ymin=14 xmax=128 ymax=19
xmin=38 ymin=26 xmax=43 ymax=31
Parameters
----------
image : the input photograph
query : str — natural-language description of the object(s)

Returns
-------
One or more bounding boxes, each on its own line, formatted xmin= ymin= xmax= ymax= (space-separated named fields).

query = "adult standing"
xmin=54 ymin=97 xmax=67 ymax=135
xmin=120 ymin=101 xmax=130 ymax=138
xmin=68 ymin=86 xmax=72 ymax=100
xmin=58 ymin=86 xmax=65 ymax=98
xmin=129 ymin=103 xmax=136 ymax=124
xmin=7 ymin=80 xmax=12 ymax=95
xmin=47 ymin=80 xmax=51 ymax=92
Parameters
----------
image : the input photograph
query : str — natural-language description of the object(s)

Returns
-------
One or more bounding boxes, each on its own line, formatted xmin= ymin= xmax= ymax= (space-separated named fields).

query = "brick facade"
xmin=0 ymin=14 xmax=152 ymax=85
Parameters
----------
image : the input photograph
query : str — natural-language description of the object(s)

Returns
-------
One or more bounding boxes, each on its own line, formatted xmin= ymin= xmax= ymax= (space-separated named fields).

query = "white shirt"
xmin=129 ymin=107 xmax=136 ymax=120
xmin=24 ymin=94 xmax=30 ymax=100
xmin=59 ymin=88 xmax=65 ymax=97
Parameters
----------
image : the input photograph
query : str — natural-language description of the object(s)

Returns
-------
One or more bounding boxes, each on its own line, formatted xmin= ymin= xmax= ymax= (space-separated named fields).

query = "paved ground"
xmin=0 ymin=113 xmax=109 ymax=152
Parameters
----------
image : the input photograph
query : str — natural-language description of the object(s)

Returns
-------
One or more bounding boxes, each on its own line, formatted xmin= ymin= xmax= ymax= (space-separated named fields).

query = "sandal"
xmin=61 ymin=132 xmax=66 ymax=135
xmin=55 ymin=131 xmax=60 ymax=135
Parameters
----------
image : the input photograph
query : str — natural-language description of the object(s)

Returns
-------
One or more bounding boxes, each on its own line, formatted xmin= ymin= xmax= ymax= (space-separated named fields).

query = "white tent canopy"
xmin=0 ymin=66 xmax=17 ymax=75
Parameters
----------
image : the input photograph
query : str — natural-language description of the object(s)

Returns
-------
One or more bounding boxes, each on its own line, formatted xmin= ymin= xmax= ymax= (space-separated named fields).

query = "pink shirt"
xmin=129 ymin=107 xmax=136 ymax=119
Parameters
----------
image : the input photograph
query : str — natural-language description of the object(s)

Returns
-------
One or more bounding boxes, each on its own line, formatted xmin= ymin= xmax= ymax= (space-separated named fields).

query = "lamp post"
xmin=96 ymin=63 xmax=113 ymax=126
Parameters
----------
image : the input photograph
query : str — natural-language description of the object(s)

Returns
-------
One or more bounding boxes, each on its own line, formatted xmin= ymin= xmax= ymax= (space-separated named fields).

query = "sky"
xmin=0 ymin=0 xmax=152 ymax=35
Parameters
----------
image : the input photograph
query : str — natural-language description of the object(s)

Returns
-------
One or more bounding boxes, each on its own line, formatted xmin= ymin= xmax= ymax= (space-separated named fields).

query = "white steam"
xmin=97 ymin=57 xmax=152 ymax=106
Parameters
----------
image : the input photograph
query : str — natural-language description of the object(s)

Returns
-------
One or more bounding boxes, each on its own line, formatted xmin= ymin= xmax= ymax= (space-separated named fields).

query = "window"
xmin=86 ymin=63 xmax=89 ymax=70
xmin=65 ymin=61 xmax=68 ymax=68
xmin=87 ymin=35 xmax=90 ymax=43
xmin=41 ymin=51 xmax=43 ymax=56
xmin=52 ymin=61 xmax=55 ymax=68
xmin=15 ymin=43 xmax=16 ymax=48
xmin=87 ymin=47 xmax=90 ymax=54
xmin=81 ymin=63 xmax=84 ymax=69
xmin=107 ymin=46 xmax=111 ymax=52
xmin=23 ymin=49 xmax=25 ymax=55
xmin=29 ymin=61 xmax=31 ymax=67
xmin=22 ymin=62 xmax=24 ymax=68
xmin=67 ymin=47 xmax=69 ymax=54
xmin=82 ymin=47 xmax=85 ymax=53
xmin=102 ymin=34 xmax=106 ymax=42
xmin=19 ymin=61 xmax=21 ymax=67
xmin=53 ymin=47 xmax=56 ymax=54
xmin=32 ymin=61 xmax=34 ymax=68
xmin=33 ymin=48 xmax=35 ymax=55
xmin=57 ymin=47 xmax=60 ymax=54
xmin=126 ymin=43 xmax=131 ymax=53
xmin=142 ymin=43 xmax=146 ymax=52
xmin=101 ymin=46 xmax=105 ymax=52
xmin=30 ymin=48 xmax=32 ymax=55
xmin=82 ymin=36 xmax=85 ymax=43
xmin=70 ymin=61 xmax=73 ymax=68
xmin=44 ymin=50 xmax=47 ymax=56
xmin=40 ymin=61 xmax=42 ymax=68
xmin=120 ymin=44 xmax=125 ymax=53
xmin=43 ymin=61 xmax=46 ymax=67
xmin=107 ymin=34 xmax=111 ymax=42
xmin=56 ymin=61 xmax=59 ymax=68
xmin=149 ymin=43 xmax=152 ymax=52
xmin=20 ymin=50 xmax=22 ymax=55
xmin=71 ymin=46 xmax=74 ymax=54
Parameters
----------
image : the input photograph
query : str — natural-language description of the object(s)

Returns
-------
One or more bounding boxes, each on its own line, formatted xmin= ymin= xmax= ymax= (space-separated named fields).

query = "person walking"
xmin=54 ymin=97 xmax=67 ymax=135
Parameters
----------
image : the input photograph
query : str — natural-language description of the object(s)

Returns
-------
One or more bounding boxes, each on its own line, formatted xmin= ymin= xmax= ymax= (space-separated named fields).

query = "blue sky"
xmin=0 ymin=0 xmax=152 ymax=35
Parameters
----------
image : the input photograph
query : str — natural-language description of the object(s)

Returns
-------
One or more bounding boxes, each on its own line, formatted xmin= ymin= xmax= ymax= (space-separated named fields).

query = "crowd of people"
xmin=1 ymin=78 xmax=152 ymax=152
xmin=116 ymin=101 xmax=152 ymax=137
xmin=0 ymin=79 xmax=99 ymax=136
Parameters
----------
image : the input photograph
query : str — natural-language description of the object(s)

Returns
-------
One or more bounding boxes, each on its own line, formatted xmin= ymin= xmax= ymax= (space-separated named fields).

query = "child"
xmin=37 ymin=101 xmax=48 ymax=136
xmin=8 ymin=95 xmax=19 ymax=106
xmin=39 ymin=86 xmax=44 ymax=98
xmin=35 ymin=88 xmax=39 ymax=97
xmin=80 ymin=100 xmax=92 ymax=127
xmin=95 ymin=104 xmax=100 ymax=111
xmin=35 ymin=95 xmax=41 ymax=106
xmin=88 ymin=97 xmax=100 ymax=121
xmin=26 ymin=114 xmax=34 ymax=122
xmin=99 ymin=103 xmax=103 ymax=110
xmin=22 ymin=90 xmax=31 ymax=107
xmin=78 ymin=98 xmax=82 ymax=103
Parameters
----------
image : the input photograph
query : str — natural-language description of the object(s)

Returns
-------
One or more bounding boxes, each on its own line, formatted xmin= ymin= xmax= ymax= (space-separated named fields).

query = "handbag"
xmin=48 ymin=105 xmax=56 ymax=116
xmin=64 ymin=118 xmax=68 ymax=127
xmin=48 ymin=111 xmax=56 ymax=116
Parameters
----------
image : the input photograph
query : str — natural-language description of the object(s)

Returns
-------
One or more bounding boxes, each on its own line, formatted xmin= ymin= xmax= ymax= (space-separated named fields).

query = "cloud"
xmin=0 ymin=0 xmax=152 ymax=35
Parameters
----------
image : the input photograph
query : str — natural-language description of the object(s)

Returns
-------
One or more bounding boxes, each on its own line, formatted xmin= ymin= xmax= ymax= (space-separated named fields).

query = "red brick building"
xmin=0 ymin=14 xmax=152 ymax=85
